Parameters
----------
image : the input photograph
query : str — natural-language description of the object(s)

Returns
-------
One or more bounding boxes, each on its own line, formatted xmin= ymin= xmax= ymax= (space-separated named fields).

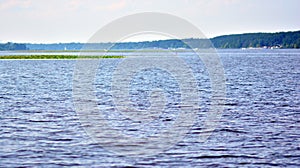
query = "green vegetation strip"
xmin=0 ymin=55 xmax=125 ymax=59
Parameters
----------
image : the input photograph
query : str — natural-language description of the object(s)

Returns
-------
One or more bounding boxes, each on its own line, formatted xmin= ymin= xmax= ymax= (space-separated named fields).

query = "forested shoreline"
xmin=1 ymin=30 xmax=299 ymax=50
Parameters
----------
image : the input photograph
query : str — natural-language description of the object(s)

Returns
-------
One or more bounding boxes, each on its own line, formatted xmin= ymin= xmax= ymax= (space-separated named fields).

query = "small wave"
xmin=188 ymin=154 xmax=261 ymax=159
xmin=218 ymin=128 xmax=247 ymax=134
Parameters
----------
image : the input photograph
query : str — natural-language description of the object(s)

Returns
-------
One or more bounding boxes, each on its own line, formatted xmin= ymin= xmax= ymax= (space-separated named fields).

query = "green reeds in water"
xmin=0 ymin=55 xmax=125 ymax=59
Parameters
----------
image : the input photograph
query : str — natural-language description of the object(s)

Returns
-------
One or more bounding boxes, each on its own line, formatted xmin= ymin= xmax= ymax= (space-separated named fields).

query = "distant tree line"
xmin=25 ymin=42 xmax=84 ymax=50
xmin=110 ymin=30 xmax=300 ymax=49
xmin=210 ymin=31 xmax=300 ymax=48
xmin=0 ymin=42 xmax=27 ymax=50
xmin=1 ymin=31 xmax=299 ymax=50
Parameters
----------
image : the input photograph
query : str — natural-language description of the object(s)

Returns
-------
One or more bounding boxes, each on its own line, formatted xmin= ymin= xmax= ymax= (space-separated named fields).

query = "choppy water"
xmin=0 ymin=49 xmax=299 ymax=167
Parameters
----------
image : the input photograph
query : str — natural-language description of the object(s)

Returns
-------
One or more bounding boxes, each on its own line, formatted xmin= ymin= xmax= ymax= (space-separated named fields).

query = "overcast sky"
xmin=0 ymin=0 xmax=299 ymax=43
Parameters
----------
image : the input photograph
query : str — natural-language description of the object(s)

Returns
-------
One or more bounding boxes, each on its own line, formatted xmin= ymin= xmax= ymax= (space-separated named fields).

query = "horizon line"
xmin=1 ymin=29 xmax=299 ymax=44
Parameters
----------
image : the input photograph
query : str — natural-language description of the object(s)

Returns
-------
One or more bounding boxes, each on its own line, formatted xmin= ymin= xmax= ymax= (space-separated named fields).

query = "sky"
xmin=0 ymin=0 xmax=299 ymax=43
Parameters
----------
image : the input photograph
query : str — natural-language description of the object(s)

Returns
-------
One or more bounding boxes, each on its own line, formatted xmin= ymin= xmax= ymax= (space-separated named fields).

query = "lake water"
xmin=0 ymin=49 xmax=299 ymax=167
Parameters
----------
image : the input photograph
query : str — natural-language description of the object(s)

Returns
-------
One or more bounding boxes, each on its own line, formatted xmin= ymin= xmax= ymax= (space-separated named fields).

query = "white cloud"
xmin=0 ymin=0 xmax=32 ymax=10
xmin=0 ymin=0 xmax=299 ymax=43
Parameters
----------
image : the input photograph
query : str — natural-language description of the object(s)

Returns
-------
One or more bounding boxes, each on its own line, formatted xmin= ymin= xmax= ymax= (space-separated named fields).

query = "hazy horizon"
xmin=1 ymin=30 xmax=299 ymax=44
xmin=0 ymin=0 xmax=299 ymax=43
